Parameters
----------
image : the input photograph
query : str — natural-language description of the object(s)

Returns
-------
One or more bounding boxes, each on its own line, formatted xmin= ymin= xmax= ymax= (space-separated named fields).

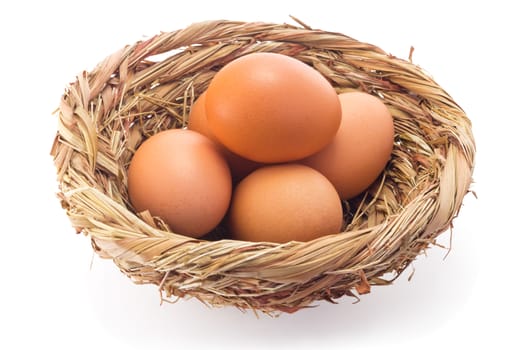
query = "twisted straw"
xmin=51 ymin=19 xmax=475 ymax=314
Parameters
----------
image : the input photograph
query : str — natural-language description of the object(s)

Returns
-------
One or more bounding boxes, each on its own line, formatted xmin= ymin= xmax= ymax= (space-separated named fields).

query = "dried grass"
xmin=50 ymin=19 xmax=475 ymax=315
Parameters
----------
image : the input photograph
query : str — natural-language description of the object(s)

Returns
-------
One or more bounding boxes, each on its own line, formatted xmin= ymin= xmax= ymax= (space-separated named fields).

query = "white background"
xmin=1 ymin=1 xmax=523 ymax=349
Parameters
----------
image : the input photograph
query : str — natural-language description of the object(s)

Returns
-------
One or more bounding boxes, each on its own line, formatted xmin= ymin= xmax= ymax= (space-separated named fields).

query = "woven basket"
xmin=51 ymin=19 xmax=475 ymax=314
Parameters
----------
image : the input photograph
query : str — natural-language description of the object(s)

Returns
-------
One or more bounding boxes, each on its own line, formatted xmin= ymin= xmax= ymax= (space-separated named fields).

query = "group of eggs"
xmin=127 ymin=52 xmax=394 ymax=243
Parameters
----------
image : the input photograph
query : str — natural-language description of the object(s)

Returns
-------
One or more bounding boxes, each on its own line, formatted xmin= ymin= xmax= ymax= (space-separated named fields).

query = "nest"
xmin=51 ymin=19 xmax=475 ymax=314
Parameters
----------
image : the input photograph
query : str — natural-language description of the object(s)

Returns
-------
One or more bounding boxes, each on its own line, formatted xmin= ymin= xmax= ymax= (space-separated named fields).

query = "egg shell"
xmin=188 ymin=91 xmax=262 ymax=182
xmin=206 ymin=52 xmax=342 ymax=163
xmin=228 ymin=164 xmax=343 ymax=243
xmin=127 ymin=129 xmax=232 ymax=238
xmin=300 ymin=91 xmax=394 ymax=199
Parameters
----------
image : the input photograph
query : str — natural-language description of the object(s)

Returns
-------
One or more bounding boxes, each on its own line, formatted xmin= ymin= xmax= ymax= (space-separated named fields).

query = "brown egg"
xmin=187 ymin=92 xmax=213 ymax=144
xmin=206 ymin=52 xmax=341 ymax=163
xmin=228 ymin=164 xmax=343 ymax=243
xmin=188 ymin=91 xmax=262 ymax=182
xmin=300 ymin=91 xmax=394 ymax=199
xmin=127 ymin=129 xmax=232 ymax=238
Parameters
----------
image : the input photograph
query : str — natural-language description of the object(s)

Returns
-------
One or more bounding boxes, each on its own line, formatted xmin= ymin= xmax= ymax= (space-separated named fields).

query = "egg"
xmin=188 ymin=91 xmax=262 ymax=182
xmin=300 ymin=91 xmax=394 ymax=199
xmin=228 ymin=164 xmax=343 ymax=243
xmin=206 ymin=52 xmax=341 ymax=163
xmin=127 ymin=129 xmax=232 ymax=238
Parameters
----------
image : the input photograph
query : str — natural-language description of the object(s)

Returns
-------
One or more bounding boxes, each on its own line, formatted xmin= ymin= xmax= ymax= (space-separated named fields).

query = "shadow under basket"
xmin=51 ymin=19 xmax=476 ymax=315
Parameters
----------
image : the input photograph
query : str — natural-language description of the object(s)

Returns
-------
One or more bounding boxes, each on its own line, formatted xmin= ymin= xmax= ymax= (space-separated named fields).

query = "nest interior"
xmin=51 ymin=19 xmax=475 ymax=314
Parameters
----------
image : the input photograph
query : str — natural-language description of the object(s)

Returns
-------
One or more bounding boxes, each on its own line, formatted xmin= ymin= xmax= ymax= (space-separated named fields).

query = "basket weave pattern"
xmin=51 ymin=20 xmax=475 ymax=314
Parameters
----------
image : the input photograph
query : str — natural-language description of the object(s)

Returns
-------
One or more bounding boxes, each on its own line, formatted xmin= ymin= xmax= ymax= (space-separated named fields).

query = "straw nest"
xmin=51 ymin=19 xmax=475 ymax=314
